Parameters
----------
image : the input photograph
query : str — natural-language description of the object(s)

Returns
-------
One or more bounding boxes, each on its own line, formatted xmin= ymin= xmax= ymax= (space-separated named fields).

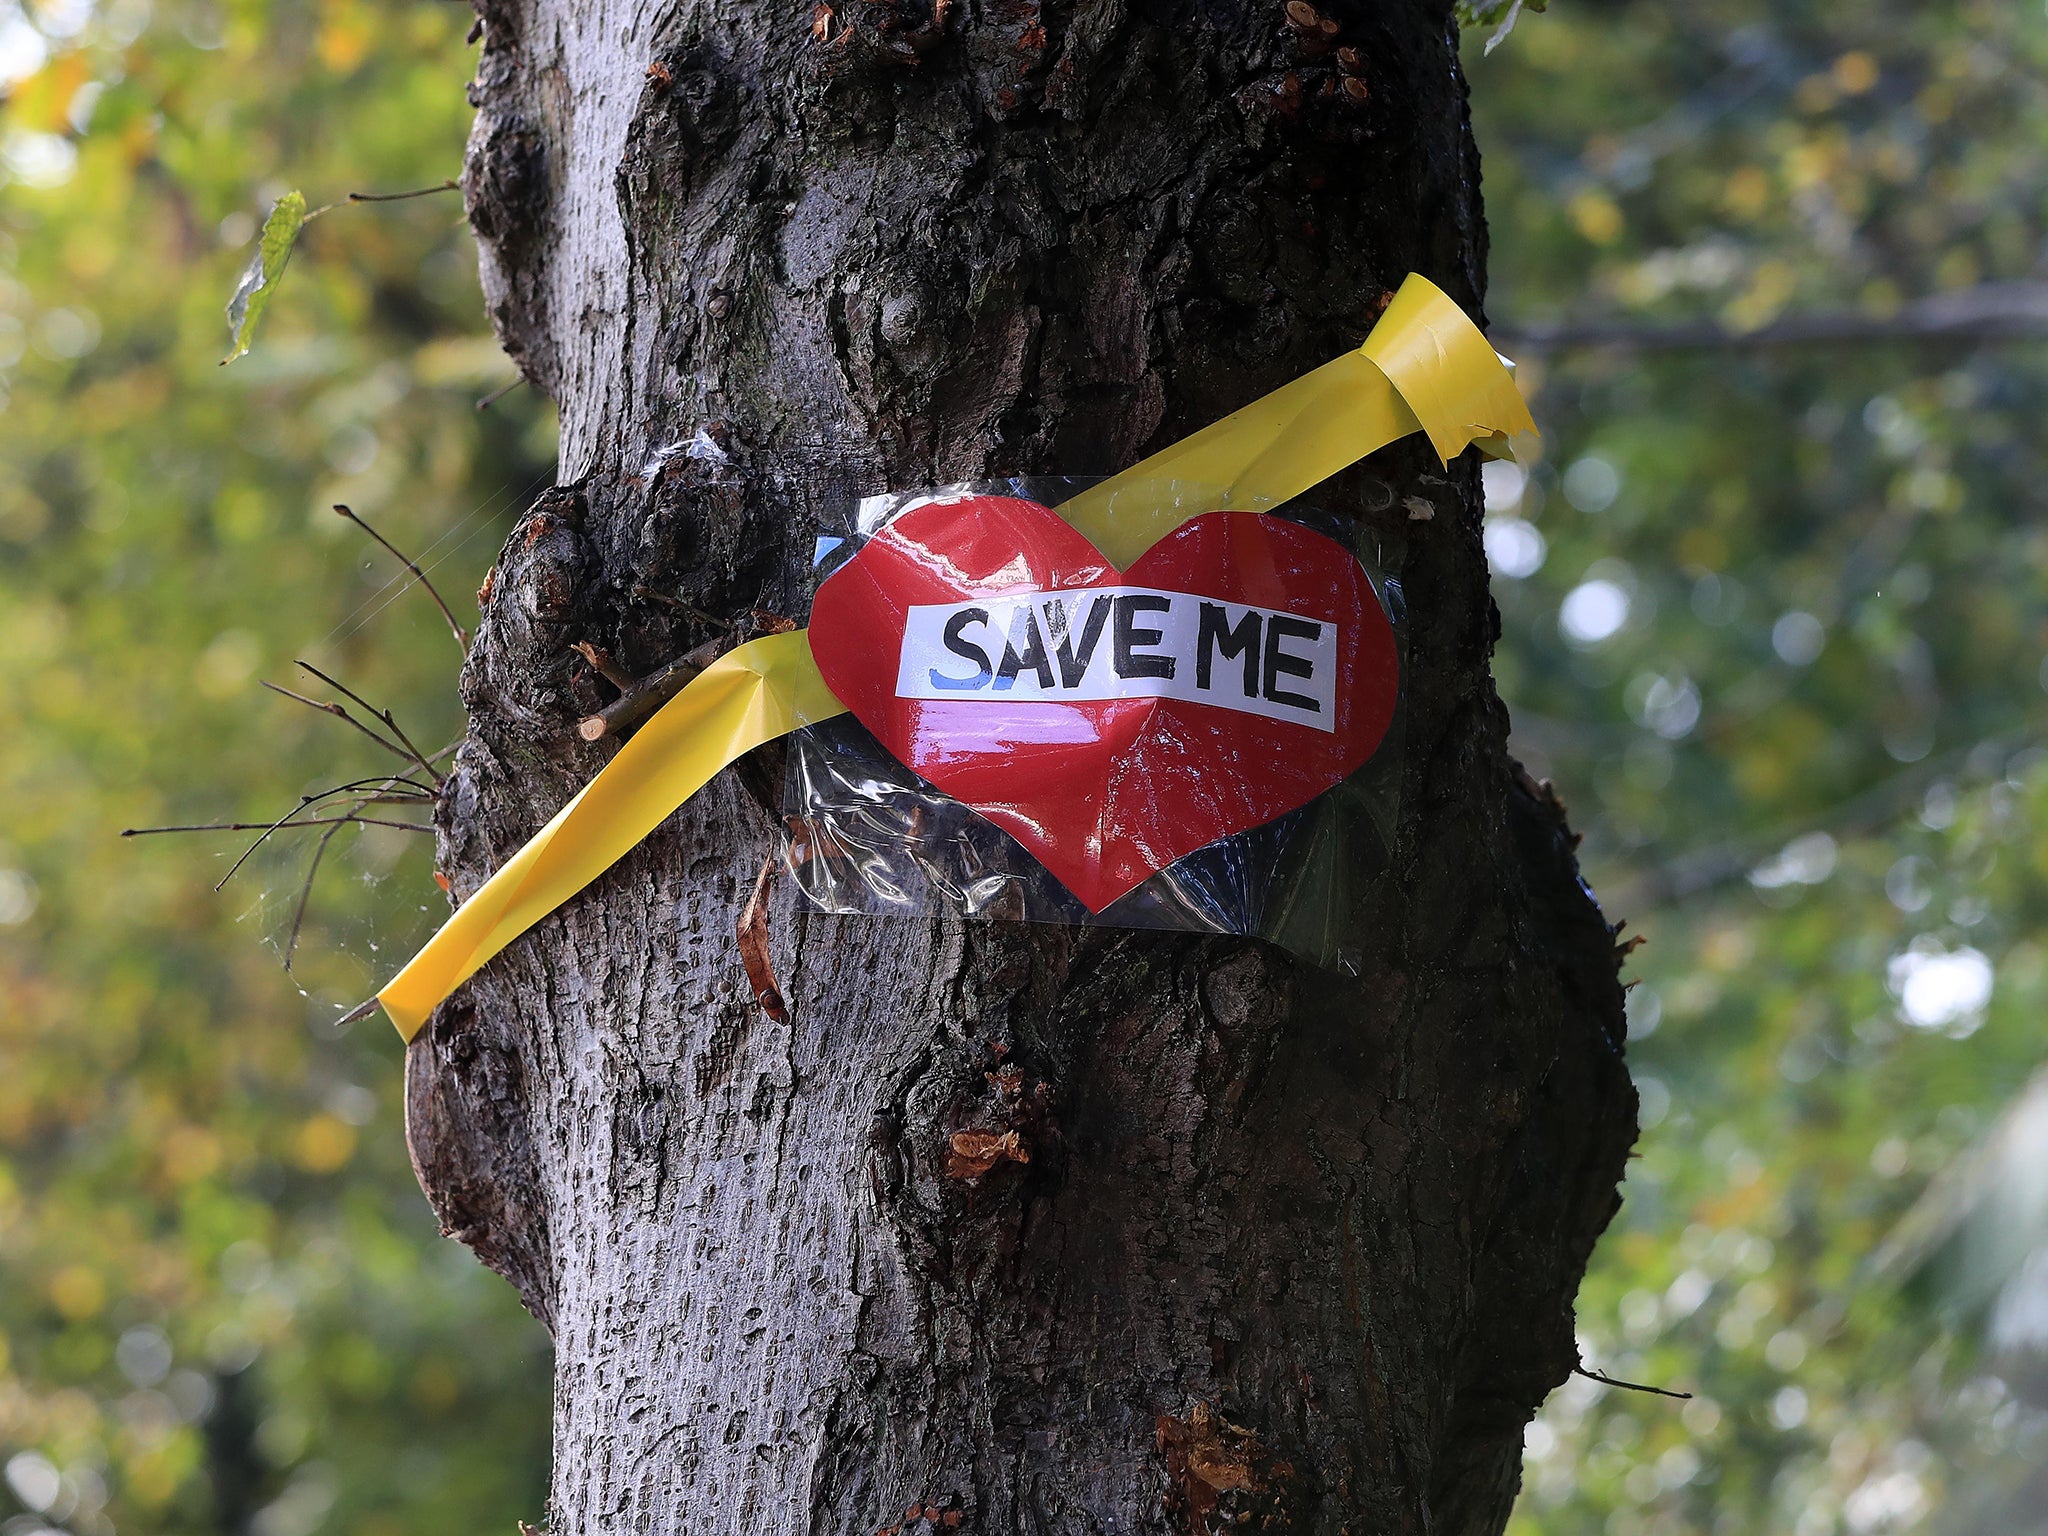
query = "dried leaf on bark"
xmin=736 ymin=856 xmax=788 ymax=1022
xmin=1156 ymin=1402 xmax=1268 ymax=1529
xmin=944 ymin=1128 xmax=1028 ymax=1179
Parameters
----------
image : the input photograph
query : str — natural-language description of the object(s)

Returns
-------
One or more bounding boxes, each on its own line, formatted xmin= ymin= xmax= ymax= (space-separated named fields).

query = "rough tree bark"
xmin=404 ymin=0 xmax=1638 ymax=1531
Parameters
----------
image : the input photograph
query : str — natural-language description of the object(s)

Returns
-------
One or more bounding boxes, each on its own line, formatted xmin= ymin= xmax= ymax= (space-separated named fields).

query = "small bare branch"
xmin=233 ymin=770 xmax=437 ymax=888
xmin=346 ymin=179 xmax=460 ymax=203
xmin=576 ymin=637 xmax=724 ymax=743
xmin=306 ymin=773 xmax=437 ymax=801
xmin=1574 ymin=1365 xmax=1692 ymax=1401
xmin=121 ymin=774 xmax=430 ymax=842
xmin=294 ymin=661 xmax=445 ymax=786
xmin=261 ymin=680 xmax=418 ymax=768
xmin=121 ymin=816 xmax=431 ymax=837
xmin=333 ymin=996 xmax=383 ymax=1030
xmin=333 ymin=504 xmax=469 ymax=652
xmin=569 ymin=640 xmax=637 ymax=692
xmin=476 ymin=376 xmax=526 ymax=412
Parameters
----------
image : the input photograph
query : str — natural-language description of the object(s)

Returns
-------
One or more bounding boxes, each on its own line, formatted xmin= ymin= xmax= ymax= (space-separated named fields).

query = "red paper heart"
xmin=807 ymin=494 xmax=1397 ymax=912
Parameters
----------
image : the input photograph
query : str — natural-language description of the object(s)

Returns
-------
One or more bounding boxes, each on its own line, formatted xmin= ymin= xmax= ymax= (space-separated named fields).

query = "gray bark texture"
xmin=403 ymin=0 xmax=1639 ymax=1531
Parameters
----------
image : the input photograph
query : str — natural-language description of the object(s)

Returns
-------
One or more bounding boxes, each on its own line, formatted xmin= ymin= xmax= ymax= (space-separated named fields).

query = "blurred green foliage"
xmin=2 ymin=0 xmax=2045 ymax=1533
xmin=1470 ymin=2 xmax=2048 ymax=1532
xmin=0 ymin=0 xmax=555 ymax=1531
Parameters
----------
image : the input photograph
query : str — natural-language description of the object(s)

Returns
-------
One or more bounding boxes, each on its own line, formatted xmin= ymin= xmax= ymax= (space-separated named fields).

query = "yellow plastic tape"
xmin=1056 ymin=273 xmax=1535 ymax=566
xmin=375 ymin=272 xmax=1534 ymax=1040
xmin=376 ymin=632 xmax=845 ymax=1039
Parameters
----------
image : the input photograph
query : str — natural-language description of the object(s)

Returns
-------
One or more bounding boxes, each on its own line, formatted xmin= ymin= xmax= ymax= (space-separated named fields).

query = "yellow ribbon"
xmin=375 ymin=273 xmax=1534 ymax=1041
xmin=376 ymin=633 xmax=845 ymax=1037
xmin=1057 ymin=274 xmax=1535 ymax=565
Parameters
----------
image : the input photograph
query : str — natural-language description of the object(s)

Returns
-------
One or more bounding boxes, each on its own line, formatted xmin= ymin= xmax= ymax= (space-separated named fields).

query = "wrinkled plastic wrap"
xmin=782 ymin=478 xmax=1405 ymax=972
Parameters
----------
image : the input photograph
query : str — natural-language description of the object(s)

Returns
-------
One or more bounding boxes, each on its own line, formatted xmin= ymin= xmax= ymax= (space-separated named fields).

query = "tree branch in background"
xmin=1599 ymin=728 xmax=2036 ymax=917
xmin=1497 ymin=281 xmax=2048 ymax=354
xmin=333 ymin=503 xmax=470 ymax=652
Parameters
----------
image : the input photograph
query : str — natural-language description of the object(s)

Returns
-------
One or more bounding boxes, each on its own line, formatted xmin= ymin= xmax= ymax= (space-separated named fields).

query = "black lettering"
xmin=1262 ymin=614 xmax=1322 ymax=713
xmin=993 ymin=606 xmax=1055 ymax=690
xmin=1195 ymin=603 xmax=1261 ymax=696
xmin=1044 ymin=595 xmax=1113 ymax=688
xmin=1113 ymin=594 xmax=1176 ymax=680
xmin=928 ymin=607 xmax=993 ymax=691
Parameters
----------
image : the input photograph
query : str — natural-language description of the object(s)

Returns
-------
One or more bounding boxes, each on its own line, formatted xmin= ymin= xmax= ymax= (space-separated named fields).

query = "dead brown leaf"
xmin=1156 ymin=1403 xmax=1264 ymax=1530
xmin=944 ymin=1128 xmax=1028 ymax=1179
xmin=736 ymin=853 xmax=788 ymax=1022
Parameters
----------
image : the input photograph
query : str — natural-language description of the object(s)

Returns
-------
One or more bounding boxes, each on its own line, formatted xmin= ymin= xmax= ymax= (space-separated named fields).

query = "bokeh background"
xmin=1 ymin=0 xmax=2045 ymax=1532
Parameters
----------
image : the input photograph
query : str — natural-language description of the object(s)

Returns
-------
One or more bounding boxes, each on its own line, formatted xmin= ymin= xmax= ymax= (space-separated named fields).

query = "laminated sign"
xmin=805 ymin=494 xmax=1399 ymax=914
xmin=372 ymin=274 xmax=1537 ymax=1042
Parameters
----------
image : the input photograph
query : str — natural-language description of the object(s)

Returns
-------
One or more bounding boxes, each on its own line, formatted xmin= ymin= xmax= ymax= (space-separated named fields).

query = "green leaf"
xmin=221 ymin=189 xmax=308 ymax=366
xmin=1458 ymin=0 xmax=1545 ymax=52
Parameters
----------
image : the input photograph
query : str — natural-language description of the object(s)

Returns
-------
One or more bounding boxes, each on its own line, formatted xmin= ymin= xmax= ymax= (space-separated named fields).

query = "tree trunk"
xmin=405 ymin=0 xmax=1637 ymax=1531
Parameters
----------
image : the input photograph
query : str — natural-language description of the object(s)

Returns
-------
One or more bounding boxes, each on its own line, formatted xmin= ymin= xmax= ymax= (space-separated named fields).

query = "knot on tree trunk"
xmin=404 ymin=998 xmax=557 ymax=1328
xmin=461 ymin=486 xmax=596 ymax=743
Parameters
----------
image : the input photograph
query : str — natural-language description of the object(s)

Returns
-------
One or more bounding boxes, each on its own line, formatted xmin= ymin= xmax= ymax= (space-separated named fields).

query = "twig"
xmin=576 ymin=637 xmax=724 ymax=742
xmin=570 ymin=640 xmax=637 ymax=692
xmin=476 ymin=376 xmax=526 ymax=412
xmin=1574 ymin=1365 xmax=1692 ymax=1401
xmin=333 ymin=996 xmax=383 ymax=1030
xmin=129 ymin=769 xmax=432 ymax=892
xmin=121 ymin=816 xmax=432 ymax=836
xmin=333 ymin=504 xmax=469 ymax=651
xmin=285 ymin=822 xmax=345 ymax=972
xmin=219 ymin=768 xmax=438 ymax=887
xmin=262 ymin=680 xmax=419 ymax=769
xmin=300 ymin=772 xmax=437 ymax=800
xmin=295 ymin=662 xmax=445 ymax=786
xmin=277 ymin=769 xmax=433 ymax=966
xmin=121 ymin=774 xmax=432 ymax=842
xmin=213 ymin=804 xmax=428 ymax=890
xmin=346 ymin=179 xmax=460 ymax=203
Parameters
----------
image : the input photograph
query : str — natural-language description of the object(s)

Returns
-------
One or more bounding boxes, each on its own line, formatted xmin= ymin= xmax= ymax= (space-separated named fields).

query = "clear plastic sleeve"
xmin=782 ymin=477 xmax=1405 ymax=974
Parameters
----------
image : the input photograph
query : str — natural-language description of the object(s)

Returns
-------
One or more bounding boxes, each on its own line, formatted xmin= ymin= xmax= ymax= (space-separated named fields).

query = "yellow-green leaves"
xmin=221 ymin=189 xmax=309 ymax=365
